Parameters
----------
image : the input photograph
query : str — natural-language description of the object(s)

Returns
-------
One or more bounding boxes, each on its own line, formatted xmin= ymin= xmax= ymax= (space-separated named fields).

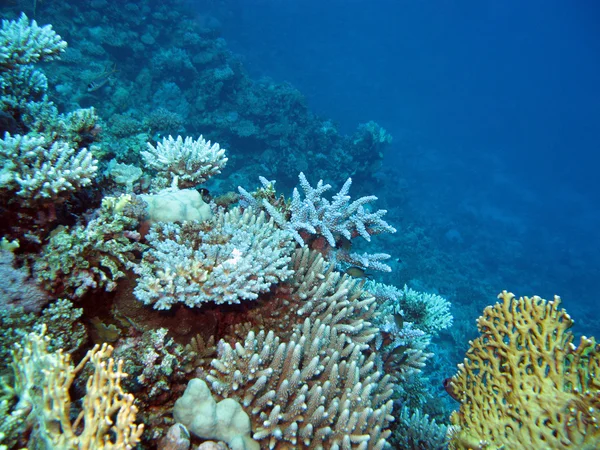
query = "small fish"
xmin=198 ymin=187 xmax=211 ymax=203
xmin=87 ymin=77 xmax=112 ymax=92
xmin=384 ymin=344 xmax=409 ymax=364
xmin=443 ymin=377 xmax=460 ymax=402
xmin=345 ymin=266 xmax=372 ymax=279
xmin=87 ymin=62 xmax=118 ymax=92
xmin=393 ymin=312 xmax=404 ymax=330
xmin=336 ymin=236 xmax=352 ymax=251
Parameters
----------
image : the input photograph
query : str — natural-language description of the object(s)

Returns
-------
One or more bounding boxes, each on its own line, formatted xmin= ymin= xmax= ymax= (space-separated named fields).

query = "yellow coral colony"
xmin=448 ymin=291 xmax=600 ymax=450
xmin=9 ymin=326 xmax=144 ymax=449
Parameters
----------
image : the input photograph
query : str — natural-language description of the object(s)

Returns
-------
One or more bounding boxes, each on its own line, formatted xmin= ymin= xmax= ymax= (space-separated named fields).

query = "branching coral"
xmin=392 ymin=406 xmax=448 ymax=450
xmin=0 ymin=13 xmax=66 ymax=70
xmin=0 ymin=133 xmax=98 ymax=204
xmin=3 ymin=326 xmax=143 ymax=449
xmin=366 ymin=282 xmax=453 ymax=336
xmin=0 ymin=13 xmax=66 ymax=115
xmin=134 ymin=207 xmax=295 ymax=309
xmin=286 ymin=247 xmax=380 ymax=345
xmin=204 ymin=318 xmax=395 ymax=449
xmin=141 ymin=134 xmax=228 ymax=190
xmin=448 ymin=291 xmax=600 ymax=450
xmin=239 ymin=173 xmax=396 ymax=271
xmin=34 ymin=193 xmax=146 ymax=299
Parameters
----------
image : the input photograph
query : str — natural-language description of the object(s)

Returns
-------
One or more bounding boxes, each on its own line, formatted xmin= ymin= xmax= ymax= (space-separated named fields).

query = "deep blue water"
xmin=198 ymin=0 xmax=600 ymax=330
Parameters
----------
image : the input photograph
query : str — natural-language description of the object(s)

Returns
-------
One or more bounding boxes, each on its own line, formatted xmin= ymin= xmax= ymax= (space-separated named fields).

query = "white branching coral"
xmin=141 ymin=135 xmax=228 ymax=189
xmin=0 ymin=13 xmax=66 ymax=69
xmin=366 ymin=281 xmax=453 ymax=336
xmin=0 ymin=14 xmax=66 ymax=113
xmin=266 ymin=172 xmax=395 ymax=246
xmin=0 ymin=133 xmax=98 ymax=204
xmin=205 ymin=318 xmax=395 ymax=449
xmin=134 ymin=207 xmax=295 ymax=310
xmin=239 ymin=173 xmax=396 ymax=271
xmin=285 ymin=248 xmax=380 ymax=345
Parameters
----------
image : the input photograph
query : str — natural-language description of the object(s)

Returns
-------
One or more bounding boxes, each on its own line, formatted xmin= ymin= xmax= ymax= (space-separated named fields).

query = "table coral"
xmin=448 ymin=291 xmax=600 ymax=450
xmin=134 ymin=207 xmax=294 ymax=310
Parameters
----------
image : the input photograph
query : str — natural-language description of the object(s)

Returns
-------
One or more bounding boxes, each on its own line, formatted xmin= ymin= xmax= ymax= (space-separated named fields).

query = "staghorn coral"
xmin=3 ymin=326 xmax=143 ymax=449
xmin=34 ymin=193 xmax=146 ymax=299
xmin=204 ymin=317 xmax=395 ymax=449
xmin=134 ymin=207 xmax=295 ymax=310
xmin=239 ymin=173 xmax=396 ymax=272
xmin=141 ymin=134 xmax=228 ymax=190
xmin=448 ymin=291 xmax=600 ymax=450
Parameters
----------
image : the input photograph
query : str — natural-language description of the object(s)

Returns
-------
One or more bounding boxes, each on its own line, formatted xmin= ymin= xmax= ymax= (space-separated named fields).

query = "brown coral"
xmin=448 ymin=291 xmax=600 ymax=450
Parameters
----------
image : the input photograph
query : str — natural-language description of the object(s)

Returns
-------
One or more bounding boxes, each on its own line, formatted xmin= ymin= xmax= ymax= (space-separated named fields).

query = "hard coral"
xmin=448 ymin=291 xmax=600 ymax=450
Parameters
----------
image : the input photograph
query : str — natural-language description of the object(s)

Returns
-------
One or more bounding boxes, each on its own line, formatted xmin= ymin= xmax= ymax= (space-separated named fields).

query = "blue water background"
xmin=195 ymin=0 xmax=600 ymax=334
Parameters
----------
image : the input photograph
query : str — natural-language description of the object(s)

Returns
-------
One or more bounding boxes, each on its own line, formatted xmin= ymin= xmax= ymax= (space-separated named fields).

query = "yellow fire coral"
xmin=448 ymin=291 xmax=600 ymax=450
xmin=5 ymin=326 xmax=144 ymax=449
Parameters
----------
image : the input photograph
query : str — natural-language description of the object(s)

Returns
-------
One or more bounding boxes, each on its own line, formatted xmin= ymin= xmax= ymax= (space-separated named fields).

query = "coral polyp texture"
xmin=141 ymin=134 xmax=228 ymax=190
xmin=447 ymin=291 xmax=600 ymax=450
xmin=134 ymin=207 xmax=295 ymax=309
xmin=34 ymin=194 xmax=146 ymax=299
xmin=204 ymin=318 xmax=395 ymax=449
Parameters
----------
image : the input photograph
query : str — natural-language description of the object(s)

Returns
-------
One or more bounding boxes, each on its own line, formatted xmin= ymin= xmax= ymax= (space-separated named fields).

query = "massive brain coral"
xmin=447 ymin=291 xmax=600 ymax=450
xmin=134 ymin=207 xmax=295 ymax=310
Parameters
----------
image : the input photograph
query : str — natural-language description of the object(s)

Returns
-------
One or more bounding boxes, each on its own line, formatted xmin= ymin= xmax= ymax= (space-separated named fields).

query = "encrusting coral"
xmin=447 ymin=291 xmax=600 ymax=450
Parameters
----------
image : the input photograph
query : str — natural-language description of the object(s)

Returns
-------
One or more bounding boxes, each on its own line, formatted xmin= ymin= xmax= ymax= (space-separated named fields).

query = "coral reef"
xmin=134 ymin=207 xmax=295 ymax=309
xmin=204 ymin=318 xmax=395 ymax=449
xmin=0 ymin=4 xmax=490 ymax=449
xmin=142 ymin=134 xmax=228 ymax=190
xmin=448 ymin=291 xmax=600 ymax=449
xmin=34 ymin=193 xmax=146 ymax=299
xmin=2 ymin=326 xmax=143 ymax=449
